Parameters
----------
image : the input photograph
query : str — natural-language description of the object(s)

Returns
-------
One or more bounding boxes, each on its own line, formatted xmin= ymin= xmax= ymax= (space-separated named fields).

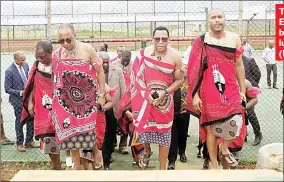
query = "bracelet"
xmin=99 ymin=93 xmax=106 ymax=97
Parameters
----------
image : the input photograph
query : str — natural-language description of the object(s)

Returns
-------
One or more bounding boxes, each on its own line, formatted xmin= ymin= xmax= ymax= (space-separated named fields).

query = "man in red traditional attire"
xmin=52 ymin=23 xmax=106 ymax=170
xmin=187 ymin=9 xmax=246 ymax=169
xmin=131 ymin=26 xmax=184 ymax=170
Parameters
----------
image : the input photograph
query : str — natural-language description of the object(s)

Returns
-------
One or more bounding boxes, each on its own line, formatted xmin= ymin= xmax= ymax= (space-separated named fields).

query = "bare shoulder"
xmin=82 ymin=42 xmax=95 ymax=51
xmin=227 ymin=31 xmax=241 ymax=41
xmin=144 ymin=45 xmax=154 ymax=55
xmin=169 ymin=48 xmax=182 ymax=65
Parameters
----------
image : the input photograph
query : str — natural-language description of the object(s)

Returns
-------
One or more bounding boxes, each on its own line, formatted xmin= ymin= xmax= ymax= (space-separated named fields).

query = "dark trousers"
xmin=247 ymin=108 xmax=261 ymax=136
xmin=1 ymin=114 xmax=6 ymax=138
xmin=168 ymin=112 xmax=190 ymax=162
xmin=13 ymin=103 xmax=34 ymax=146
xmin=266 ymin=64 xmax=277 ymax=87
xmin=102 ymin=109 xmax=117 ymax=165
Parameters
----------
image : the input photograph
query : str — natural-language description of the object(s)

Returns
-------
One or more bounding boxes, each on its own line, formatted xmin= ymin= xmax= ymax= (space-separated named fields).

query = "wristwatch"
xmin=99 ymin=93 xmax=106 ymax=97
xmin=164 ymin=89 xmax=169 ymax=97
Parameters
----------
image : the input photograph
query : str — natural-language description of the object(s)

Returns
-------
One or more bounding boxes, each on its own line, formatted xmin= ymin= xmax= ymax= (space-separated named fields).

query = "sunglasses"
xmin=58 ymin=37 xmax=72 ymax=44
xmin=154 ymin=37 xmax=168 ymax=43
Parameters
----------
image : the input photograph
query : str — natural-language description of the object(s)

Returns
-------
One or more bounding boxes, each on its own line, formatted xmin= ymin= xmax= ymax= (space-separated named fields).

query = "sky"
xmin=1 ymin=1 xmax=279 ymax=16
xmin=0 ymin=1 xmax=279 ymax=26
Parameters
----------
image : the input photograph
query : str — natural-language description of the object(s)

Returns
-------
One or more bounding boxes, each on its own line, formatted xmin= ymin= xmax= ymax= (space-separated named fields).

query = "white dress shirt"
xmin=262 ymin=47 xmax=277 ymax=64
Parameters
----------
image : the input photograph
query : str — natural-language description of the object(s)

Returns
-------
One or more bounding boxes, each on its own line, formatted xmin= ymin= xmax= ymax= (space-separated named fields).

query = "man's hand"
xmin=153 ymin=90 xmax=166 ymax=106
xmin=98 ymin=96 xmax=106 ymax=108
xmin=125 ymin=110 xmax=133 ymax=121
xmin=240 ymin=92 xmax=246 ymax=102
xmin=192 ymin=93 xmax=202 ymax=113
xmin=28 ymin=102 xmax=35 ymax=118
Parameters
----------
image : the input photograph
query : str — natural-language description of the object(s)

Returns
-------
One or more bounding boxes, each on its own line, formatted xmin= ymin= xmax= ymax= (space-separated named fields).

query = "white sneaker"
xmin=66 ymin=156 xmax=73 ymax=167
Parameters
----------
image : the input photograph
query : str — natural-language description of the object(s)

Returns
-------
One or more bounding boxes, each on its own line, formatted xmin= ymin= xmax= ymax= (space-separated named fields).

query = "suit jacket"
xmin=107 ymin=64 xmax=126 ymax=119
xmin=242 ymin=55 xmax=261 ymax=87
xmin=4 ymin=63 xmax=29 ymax=106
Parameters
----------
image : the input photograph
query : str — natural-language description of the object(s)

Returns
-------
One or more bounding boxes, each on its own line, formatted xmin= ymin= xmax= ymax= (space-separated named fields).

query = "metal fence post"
xmin=47 ymin=0 xmax=51 ymax=40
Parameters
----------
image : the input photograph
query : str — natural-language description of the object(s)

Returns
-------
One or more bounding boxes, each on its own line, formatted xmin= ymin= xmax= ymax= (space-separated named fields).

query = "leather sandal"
xmin=138 ymin=151 xmax=153 ymax=169
xmin=220 ymin=152 xmax=238 ymax=167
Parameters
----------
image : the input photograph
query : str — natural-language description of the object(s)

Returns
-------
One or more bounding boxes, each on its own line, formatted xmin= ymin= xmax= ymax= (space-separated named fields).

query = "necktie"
xmin=19 ymin=66 xmax=27 ymax=85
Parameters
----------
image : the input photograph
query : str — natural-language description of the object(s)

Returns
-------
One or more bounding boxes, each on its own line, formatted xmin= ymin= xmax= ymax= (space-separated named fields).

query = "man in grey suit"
xmin=100 ymin=52 xmax=126 ymax=170
xmin=4 ymin=51 xmax=37 ymax=152
xmin=242 ymin=55 xmax=262 ymax=146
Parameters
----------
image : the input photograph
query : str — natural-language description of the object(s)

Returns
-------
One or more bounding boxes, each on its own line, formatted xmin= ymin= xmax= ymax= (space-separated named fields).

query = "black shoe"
xmin=252 ymin=134 xmax=263 ymax=146
xmin=167 ymin=161 xmax=175 ymax=170
xmin=244 ymin=136 xmax=247 ymax=142
xmin=273 ymin=86 xmax=278 ymax=89
xmin=180 ymin=153 xmax=187 ymax=163
xmin=104 ymin=163 xmax=110 ymax=170
xmin=197 ymin=151 xmax=201 ymax=158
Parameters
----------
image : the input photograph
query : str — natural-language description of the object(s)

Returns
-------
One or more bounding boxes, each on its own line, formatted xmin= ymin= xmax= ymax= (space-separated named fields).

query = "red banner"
xmin=275 ymin=4 xmax=284 ymax=61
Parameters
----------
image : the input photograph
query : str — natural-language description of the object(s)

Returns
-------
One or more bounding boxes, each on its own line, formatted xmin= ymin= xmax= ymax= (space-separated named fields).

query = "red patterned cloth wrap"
xmin=95 ymin=112 xmax=105 ymax=149
xmin=186 ymin=35 xmax=242 ymax=127
xmin=52 ymin=48 xmax=98 ymax=143
xmin=21 ymin=61 xmax=55 ymax=140
xmin=117 ymin=87 xmax=144 ymax=159
xmin=130 ymin=50 xmax=175 ymax=133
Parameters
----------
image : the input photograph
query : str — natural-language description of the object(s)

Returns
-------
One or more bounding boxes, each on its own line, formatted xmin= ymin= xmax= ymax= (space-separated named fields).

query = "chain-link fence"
xmin=1 ymin=1 xmax=283 ymax=164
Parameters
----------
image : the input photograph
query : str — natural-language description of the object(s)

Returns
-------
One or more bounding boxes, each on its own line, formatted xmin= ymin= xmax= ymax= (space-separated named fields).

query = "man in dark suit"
xmin=4 ymin=51 xmax=37 ymax=152
xmin=242 ymin=55 xmax=262 ymax=146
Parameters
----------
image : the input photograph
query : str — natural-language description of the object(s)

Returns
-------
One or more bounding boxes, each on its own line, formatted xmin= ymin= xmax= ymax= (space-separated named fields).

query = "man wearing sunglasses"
xmin=130 ymin=26 xmax=184 ymax=170
xmin=52 ymin=23 xmax=106 ymax=170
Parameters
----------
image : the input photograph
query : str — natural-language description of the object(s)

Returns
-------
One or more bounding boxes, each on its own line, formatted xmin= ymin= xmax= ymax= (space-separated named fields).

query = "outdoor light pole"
xmin=246 ymin=13 xmax=257 ymax=42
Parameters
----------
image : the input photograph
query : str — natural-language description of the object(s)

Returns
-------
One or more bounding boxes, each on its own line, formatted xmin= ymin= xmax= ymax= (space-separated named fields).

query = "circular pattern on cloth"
xmin=75 ymin=142 xmax=81 ymax=149
xmin=216 ymin=128 xmax=222 ymax=133
xmin=82 ymin=142 xmax=88 ymax=148
xmin=60 ymin=131 xmax=96 ymax=150
xmin=57 ymin=70 xmax=98 ymax=119
xmin=78 ymin=135 xmax=84 ymax=142
xmin=89 ymin=142 xmax=94 ymax=148
xmin=44 ymin=138 xmax=51 ymax=144
xmin=85 ymin=135 xmax=91 ymax=142
xmin=229 ymin=131 xmax=236 ymax=137
xmin=230 ymin=120 xmax=236 ymax=127
xmin=67 ymin=142 xmax=74 ymax=149
xmin=50 ymin=147 xmax=57 ymax=153
xmin=71 ymin=136 xmax=77 ymax=142
xmin=137 ymin=131 xmax=171 ymax=147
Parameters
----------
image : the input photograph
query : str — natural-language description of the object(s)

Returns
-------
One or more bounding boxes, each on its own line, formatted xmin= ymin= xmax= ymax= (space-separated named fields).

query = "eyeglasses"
xmin=153 ymin=37 xmax=168 ymax=43
xmin=35 ymin=52 xmax=49 ymax=60
xmin=58 ymin=37 xmax=72 ymax=44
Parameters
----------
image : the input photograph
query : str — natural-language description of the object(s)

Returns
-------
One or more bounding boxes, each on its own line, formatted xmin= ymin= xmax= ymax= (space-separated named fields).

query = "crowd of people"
xmin=1 ymin=8 xmax=282 ymax=171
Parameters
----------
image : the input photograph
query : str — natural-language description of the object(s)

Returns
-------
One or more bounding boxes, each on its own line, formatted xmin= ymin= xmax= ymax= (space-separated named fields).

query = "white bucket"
xmin=256 ymin=143 xmax=283 ymax=172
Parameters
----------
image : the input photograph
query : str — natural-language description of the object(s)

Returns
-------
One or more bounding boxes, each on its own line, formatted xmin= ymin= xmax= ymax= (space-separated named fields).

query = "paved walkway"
xmin=11 ymin=170 xmax=284 ymax=181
